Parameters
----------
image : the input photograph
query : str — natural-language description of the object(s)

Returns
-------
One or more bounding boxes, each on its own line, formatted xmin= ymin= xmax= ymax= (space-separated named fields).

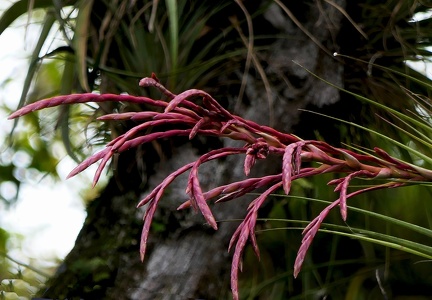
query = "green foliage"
xmin=0 ymin=228 xmax=52 ymax=300
xmin=0 ymin=228 xmax=10 ymax=278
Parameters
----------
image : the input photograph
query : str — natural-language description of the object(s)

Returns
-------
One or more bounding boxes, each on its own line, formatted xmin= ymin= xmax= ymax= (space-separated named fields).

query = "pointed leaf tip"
xmin=140 ymin=249 xmax=146 ymax=262
xmin=207 ymin=214 xmax=218 ymax=230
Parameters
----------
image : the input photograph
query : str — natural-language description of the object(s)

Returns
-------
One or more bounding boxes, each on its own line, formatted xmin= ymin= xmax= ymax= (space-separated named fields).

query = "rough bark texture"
xmin=40 ymin=1 xmax=347 ymax=299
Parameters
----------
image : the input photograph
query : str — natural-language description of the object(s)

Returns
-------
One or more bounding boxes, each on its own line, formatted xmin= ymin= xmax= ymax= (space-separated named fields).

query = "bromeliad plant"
xmin=8 ymin=75 xmax=432 ymax=300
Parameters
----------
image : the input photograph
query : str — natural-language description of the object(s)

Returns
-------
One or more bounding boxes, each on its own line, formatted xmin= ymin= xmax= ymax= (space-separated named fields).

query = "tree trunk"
xmin=40 ymin=1 xmax=347 ymax=299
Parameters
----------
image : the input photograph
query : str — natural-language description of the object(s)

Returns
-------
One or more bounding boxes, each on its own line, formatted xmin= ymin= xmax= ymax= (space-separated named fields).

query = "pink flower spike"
xmin=228 ymin=223 xmax=243 ymax=253
xmin=67 ymin=147 xmax=112 ymax=179
xmin=140 ymin=200 xmax=158 ymax=261
xmin=176 ymin=200 xmax=192 ymax=210
xmin=92 ymin=150 xmax=113 ymax=187
xmin=140 ymin=179 xmax=178 ymax=261
xmin=198 ymin=186 xmax=228 ymax=205
xmin=293 ymin=234 xmax=311 ymax=278
xmin=189 ymin=165 xmax=218 ymax=229
xmin=117 ymin=130 xmax=192 ymax=152
xmin=8 ymin=93 xmax=159 ymax=119
xmin=248 ymin=218 xmax=260 ymax=260
xmin=106 ymin=134 xmax=125 ymax=147
xmin=243 ymin=139 xmax=270 ymax=176
xmin=138 ymin=77 xmax=158 ymax=87
xmin=139 ymin=77 xmax=176 ymax=99
xmin=333 ymin=181 xmax=344 ymax=193
xmin=97 ymin=112 xmax=138 ymax=120
xmin=294 ymin=201 xmax=339 ymax=277
xmin=282 ymin=142 xmax=305 ymax=194
xmin=185 ymin=148 xmax=247 ymax=226
xmin=230 ymin=225 xmax=249 ymax=300
xmin=215 ymin=191 xmax=246 ymax=204
xmin=244 ymin=182 xmax=282 ymax=263
xmin=339 ymin=170 xmax=375 ymax=221
xmin=339 ymin=182 xmax=349 ymax=221
xmin=137 ymin=162 xmax=194 ymax=208
xmin=136 ymin=188 xmax=159 ymax=208
xmin=244 ymin=152 xmax=255 ymax=176
xmin=189 ymin=118 xmax=206 ymax=139
xmin=328 ymin=178 xmax=344 ymax=186
xmin=129 ymin=111 xmax=160 ymax=120
xmin=295 ymin=181 xmax=400 ymax=278
xmin=100 ymin=111 xmax=159 ymax=122
xmin=8 ymin=94 xmax=99 ymax=119
xmin=220 ymin=120 xmax=237 ymax=133
xmin=282 ymin=149 xmax=294 ymax=194
xmin=165 ymin=89 xmax=206 ymax=112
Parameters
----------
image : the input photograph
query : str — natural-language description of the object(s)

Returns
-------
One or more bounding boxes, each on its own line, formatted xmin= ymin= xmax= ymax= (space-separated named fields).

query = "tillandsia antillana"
xmin=8 ymin=74 xmax=432 ymax=300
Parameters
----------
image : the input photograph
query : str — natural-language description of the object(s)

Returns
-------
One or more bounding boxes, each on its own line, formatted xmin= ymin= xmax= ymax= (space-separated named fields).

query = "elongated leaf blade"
xmin=73 ymin=0 xmax=94 ymax=92
xmin=0 ymin=0 xmax=55 ymax=34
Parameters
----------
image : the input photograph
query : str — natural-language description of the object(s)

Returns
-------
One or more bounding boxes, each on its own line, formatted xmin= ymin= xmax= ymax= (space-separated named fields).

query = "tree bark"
xmin=40 ymin=1 xmax=347 ymax=299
